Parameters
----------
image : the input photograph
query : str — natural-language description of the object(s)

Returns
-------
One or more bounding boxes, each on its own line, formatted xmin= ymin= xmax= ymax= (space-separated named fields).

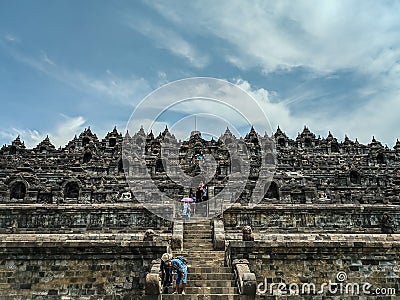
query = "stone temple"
xmin=0 ymin=125 xmax=399 ymax=299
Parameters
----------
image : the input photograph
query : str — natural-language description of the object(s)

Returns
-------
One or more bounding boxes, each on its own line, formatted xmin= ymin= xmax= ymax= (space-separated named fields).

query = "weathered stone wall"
xmin=227 ymin=238 xmax=400 ymax=298
xmin=0 ymin=239 xmax=167 ymax=299
xmin=224 ymin=204 xmax=400 ymax=233
xmin=3 ymin=126 xmax=400 ymax=207
xmin=0 ymin=204 xmax=172 ymax=233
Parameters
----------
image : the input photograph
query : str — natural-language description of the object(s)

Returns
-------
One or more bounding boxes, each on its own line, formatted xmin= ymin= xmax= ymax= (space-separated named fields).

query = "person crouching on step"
xmin=167 ymin=257 xmax=188 ymax=295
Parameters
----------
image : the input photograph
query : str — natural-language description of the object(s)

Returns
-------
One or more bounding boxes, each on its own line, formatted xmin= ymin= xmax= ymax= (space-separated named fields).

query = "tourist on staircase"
xmin=168 ymin=256 xmax=188 ymax=295
xmin=182 ymin=201 xmax=191 ymax=219
xmin=196 ymin=181 xmax=204 ymax=202
xmin=159 ymin=253 xmax=173 ymax=292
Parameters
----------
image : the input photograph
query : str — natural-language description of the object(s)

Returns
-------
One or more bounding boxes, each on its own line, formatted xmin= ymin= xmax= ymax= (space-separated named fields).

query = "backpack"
xmin=175 ymin=256 xmax=188 ymax=265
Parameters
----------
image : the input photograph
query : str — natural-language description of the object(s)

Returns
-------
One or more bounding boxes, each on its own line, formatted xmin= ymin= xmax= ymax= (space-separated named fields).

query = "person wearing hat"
xmin=159 ymin=253 xmax=173 ymax=289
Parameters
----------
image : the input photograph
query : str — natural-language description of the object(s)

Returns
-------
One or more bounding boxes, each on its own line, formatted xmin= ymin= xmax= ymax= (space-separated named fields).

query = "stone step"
xmin=159 ymin=282 xmax=239 ymax=293
xmin=184 ymin=234 xmax=211 ymax=237
xmin=184 ymin=241 xmax=213 ymax=246
xmin=164 ymin=281 xmax=238 ymax=295
xmin=184 ymin=227 xmax=211 ymax=230
xmin=183 ymin=226 xmax=212 ymax=234
xmin=184 ymin=235 xmax=212 ymax=239
xmin=186 ymin=257 xmax=225 ymax=263
xmin=182 ymin=253 xmax=225 ymax=262
xmin=160 ymin=294 xmax=250 ymax=300
xmin=185 ymin=224 xmax=212 ymax=229
xmin=188 ymin=273 xmax=234 ymax=280
xmin=184 ymin=239 xmax=213 ymax=243
xmin=184 ymin=245 xmax=214 ymax=251
xmin=185 ymin=286 xmax=238 ymax=294
xmin=184 ymin=233 xmax=211 ymax=237
xmin=184 ymin=225 xmax=211 ymax=229
xmin=178 ymin=250 xmax=224 ymax=255
xmin=187 ymin=262 xmax=225 ymax=268
xmin=182 ymin=280 xmax=235 ymax=287
xmin=184 ymin=231 xmax=211 ymax=236
xmin=184 ymin=223 xmax=211 ymax=228
xmin=185 ymin=219 xmax=210 ymax=222
xmin=183 ymin=241 xmax=214 ymax=251
xmin=186 ymin=261 xmax=225 ymax=267
xmin=184 ymin=219 xmax=211 ymax=223
xmin=184 ymin=243 xmax=214 ymax=248
xmin=184 ymin=228 xmax=211 ymax=232
xmin=184 ymin=254 xmax=225 ymax=259
xmin=184 ymin=237 xmax=212 ymax=241
xmin=185 ymin=257 xmax=225 ymax=263
xmin=175 ymin=254 xmax=225 ymax=263
xmin=159 ymin=222 xmax=238 ymax=298
xmin=184 ymin=236 xmax=212 ymax=240
xmin=174 ymin=253 xmax=224 ymax=258
xmin=183 ymin=223 xmax=210 ymax=226
xmin=185 ymin=248 xmax=214 ymax=252
xmin=187 ymin=266 xmax=232 ymax=273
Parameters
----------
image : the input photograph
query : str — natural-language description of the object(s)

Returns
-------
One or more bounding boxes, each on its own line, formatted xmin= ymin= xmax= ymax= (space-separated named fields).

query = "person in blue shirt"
xmin=182 ymin=202 xmax=191 ymax=219
xmin=167 ymin=257 xmax=188 ymax=295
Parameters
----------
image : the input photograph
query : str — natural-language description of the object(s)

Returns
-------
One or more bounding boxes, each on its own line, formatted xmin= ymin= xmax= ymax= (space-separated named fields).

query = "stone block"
xmin=171 ymin=222 xmax=183 ymax=251
xmin=213 ymin=219 xmax=225 ymax=250
xmin=145 ymin=273 xmax=161 ymax=295
xmin=242 ymin=272 xmax=257 ymax=295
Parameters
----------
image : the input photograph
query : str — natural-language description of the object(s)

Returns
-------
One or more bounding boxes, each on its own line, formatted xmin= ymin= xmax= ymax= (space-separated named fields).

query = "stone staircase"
xmin=161 ymin=219 xmax=247 ymax=299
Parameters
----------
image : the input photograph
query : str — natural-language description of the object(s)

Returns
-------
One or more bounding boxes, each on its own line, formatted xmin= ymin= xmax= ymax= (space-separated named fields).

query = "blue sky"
xmin=0 ymin=1 xmax=399 ymax=147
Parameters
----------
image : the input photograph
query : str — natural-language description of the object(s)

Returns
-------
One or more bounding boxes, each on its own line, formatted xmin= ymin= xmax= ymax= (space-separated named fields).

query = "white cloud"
xmin=124 ymin=76 xmax=399 ymax=147
xmin=0 ymin=128 xmax=43 ymax=148
xmin=73 ymin=71 xmax=151 ymax=106
xmin=144 ymin=0 xmax=400 ymax=145
xmin=233 ymin=79 xmax=304 ymax=135
xmin=49 ymin=115 xmax=86 ymax=147
xmin=4 ymin=33 xmax=19 ymax=42
xmin=3 ymin=44 xmax=151 ymax=106
xmin=239 ymin=78 xmax=400 ymax=145
xmin=125 ymin=77 xmax=303 ymax=140
xmin=125 ymin=18 xmax=209 ymax=68
xmin=41 ymin=52 xmax=55 ymax=65
xmin=148 ymin=1 xmax=400 ymax=76
xmin=0 ymin=115 xmax=86 ymax=148
xmin=308 ymin=89 xmax=400 ymax=146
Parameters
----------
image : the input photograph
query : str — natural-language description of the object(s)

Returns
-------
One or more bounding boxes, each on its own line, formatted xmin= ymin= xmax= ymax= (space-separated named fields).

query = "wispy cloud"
xmin=144 ymin=0 xmax=400 ymax=145
xmin=125 ymin=77 xmax=301 ymax=140
xmin=50 ymin=115 xmax=86 ymax=147
xmin=233 ymin=79 xmax=305 ymax=137
xmin=3 ymin=33 xmax=19 ymax=42
xmin=73 ymin=71 xmax=151 ymax=105
xmin=2 ymin=42 xmax=151 ymax=106
xmin=0 ymin=115 xmax=86 ymax=148
xmin=147 ymin=1 xmax=400 ymax=76
xmin=41 ymin=52 xmax=55 ymax=65
xmin=125 ymin=75 xmax=400 ymax=146
xmin=222 ymin=79 xmax=400 ymax=146
xmin=124 ymin=18 xmax=209 ymax=68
